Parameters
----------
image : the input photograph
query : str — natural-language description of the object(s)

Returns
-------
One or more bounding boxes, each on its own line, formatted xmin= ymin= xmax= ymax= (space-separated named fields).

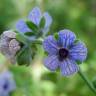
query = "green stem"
xmin=78 ymin=69 xmax=96 ymax=94
xmin=31 ymin=39 xmax=43 ymax=45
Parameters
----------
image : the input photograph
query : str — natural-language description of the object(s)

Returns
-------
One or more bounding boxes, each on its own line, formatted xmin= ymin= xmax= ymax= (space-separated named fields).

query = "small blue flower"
xmin=16 ymin=7 xmax=52 ymax=34
xmin=43 ymin=29 xmax=87 ymax=76
xmin=0 ymin=70 xmax=16 ymax=96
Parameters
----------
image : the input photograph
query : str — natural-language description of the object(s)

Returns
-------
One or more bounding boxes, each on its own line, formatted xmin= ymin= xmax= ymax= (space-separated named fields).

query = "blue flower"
xmin=0 ymin=70 xmax=16 ymax=96
xmin=16 ymin=7 xmax=52 ymax=34
xmin=43 ymin=29 xmax=87 ymax=76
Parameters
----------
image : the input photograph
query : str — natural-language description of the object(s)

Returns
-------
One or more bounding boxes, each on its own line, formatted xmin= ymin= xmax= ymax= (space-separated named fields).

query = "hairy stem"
xmin=31 ymin=39 xmax=43 ymax=45
xmin=78 ymin=69 xmax=96 ymax=94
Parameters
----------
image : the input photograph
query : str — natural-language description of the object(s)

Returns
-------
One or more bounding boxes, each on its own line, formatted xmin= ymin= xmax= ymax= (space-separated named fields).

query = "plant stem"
xmin=78 ymin=69 xmax=96 ymax=94
xmin=31 ymin=39 xmax=43 ymax=45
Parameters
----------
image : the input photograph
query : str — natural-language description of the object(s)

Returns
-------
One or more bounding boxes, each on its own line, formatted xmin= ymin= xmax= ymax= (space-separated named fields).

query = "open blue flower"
xmin=0 ymin=70 xmax=16 ymax=96
xmin=16 ymin=7 xmax=52 ymax=34
xmin=43 ymin=29 xmax=87 ymax=76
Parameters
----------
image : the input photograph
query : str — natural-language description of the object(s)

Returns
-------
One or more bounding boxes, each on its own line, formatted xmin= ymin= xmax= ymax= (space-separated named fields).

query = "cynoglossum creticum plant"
xmin=0 ymin=6 xmax=96 ymax=95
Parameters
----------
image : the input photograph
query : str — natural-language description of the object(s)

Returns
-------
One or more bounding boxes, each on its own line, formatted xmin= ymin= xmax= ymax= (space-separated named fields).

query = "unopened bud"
xmin=0 ymin=30 xmax=21 ymax=64
xmin=9 ymin=39 xmax=21 ymax=55
xmin=3 ymin=30 xmax=16 ymax=38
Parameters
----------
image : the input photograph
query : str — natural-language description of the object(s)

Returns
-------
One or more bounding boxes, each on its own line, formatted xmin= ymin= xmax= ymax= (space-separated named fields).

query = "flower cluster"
xmin=0 ymin=7 xmax=87 ymax=77
xmin=0 ymin=70 xmax=16 ymax=96
xmin=14 ymin=7 xmax=52 ymax=65
xmin=16 ymin=7 xmax=52 ymax=37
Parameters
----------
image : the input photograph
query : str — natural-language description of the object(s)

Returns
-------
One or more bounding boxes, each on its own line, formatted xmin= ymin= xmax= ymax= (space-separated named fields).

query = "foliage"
xmin=0 ymin=0 xmax=96 ymax=96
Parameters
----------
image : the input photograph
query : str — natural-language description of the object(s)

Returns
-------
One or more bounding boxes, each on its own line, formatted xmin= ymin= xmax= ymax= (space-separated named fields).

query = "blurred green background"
xmin=0 ymin=0 xmax=96 ymax=96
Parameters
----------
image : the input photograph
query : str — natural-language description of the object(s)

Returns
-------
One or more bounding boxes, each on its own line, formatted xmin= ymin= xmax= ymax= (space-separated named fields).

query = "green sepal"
xmin=76 ymin=60 xmax=82 ymax=65
xmin=16 ymin=46 xmax=32 ymax=66
xmin=39 ymin=17 xmax=45 ymax=28
xmin=24 ymin=32 xmax=35 ymax=36
xmin=54 ymin=33 xmax=59 ymax=40
xmin=44 ymin=51 xmax=49 ymax=56
xmin=16 ymin=33 xmax=30 ymax=45
xmin=26 ymin=21 xmax=38 ymax=31
xmin=74 ymin=39 xmax=80 ymax=44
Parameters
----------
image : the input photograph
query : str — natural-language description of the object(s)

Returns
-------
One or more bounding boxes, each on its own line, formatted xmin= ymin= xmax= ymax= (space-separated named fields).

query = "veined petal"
xmin=43 ymin=35 xmax=59 ymax=55
xmin=0 ymin=89 xmax=9 ymax=96
xmin=43 ymin=12 xmax=52 ymax=33
xmin=44 ymin=55 xmax=59 ymax=71
xmin=7 ymin=78 xmax=16 ymax=92
xmin=69 ymin=41 xmax=87 ymax=62
xmin=0 ymin=71 xmax=16 ymax=94
xmin=60 ymin=59 xmax=79 ymax=76
xmin=16 ymin=20 xmax=31 ymax=33
xmin=28 ymin=7 xmax=41 ymax=25
xmin=58 ymin=29 xmax=76 ymax=48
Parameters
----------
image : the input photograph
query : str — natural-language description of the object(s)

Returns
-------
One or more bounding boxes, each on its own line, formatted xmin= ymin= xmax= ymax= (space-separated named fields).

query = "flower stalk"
xmin=31 ymin=39 xmax=43 ymax=45
xmin=78 ymin=69 xmax=96 ymax=94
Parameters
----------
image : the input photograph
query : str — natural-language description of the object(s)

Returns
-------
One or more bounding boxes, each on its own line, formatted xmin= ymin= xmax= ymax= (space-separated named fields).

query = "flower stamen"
xmin=58 ymin=48 xmax=69 ymax=61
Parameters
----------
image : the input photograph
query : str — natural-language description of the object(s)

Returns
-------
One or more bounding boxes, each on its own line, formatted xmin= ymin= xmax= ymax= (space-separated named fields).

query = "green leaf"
xmin=16 ymin=46 xmax=32 ymax=66
xmin=39 ymin=17 xmax=45 ymax=28
xmin=16 ymin=33 xmax=29 ymax=45
xmin=24 ymin=32 xmax=35 ymax=36
xmin=41 ymin=72 xmax=57 ymax=83
xmin=26 ymin=21 xmax=38 ymax=31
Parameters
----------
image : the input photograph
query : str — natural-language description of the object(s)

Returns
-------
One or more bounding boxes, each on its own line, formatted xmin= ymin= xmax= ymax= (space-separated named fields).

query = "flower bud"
xmin=9 ymin=39 xmax=21 ymax=55
xmin=0 ymin=30 xmax=21 ymax=64
xmin=3 ymin=30 xmax=16 ymax=38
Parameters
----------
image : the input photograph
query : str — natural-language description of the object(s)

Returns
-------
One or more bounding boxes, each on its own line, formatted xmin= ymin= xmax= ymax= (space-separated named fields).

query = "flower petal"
xmin=0 ymin=89 xmax=9 ymax=96
xmin=69 ymin=41 xmax=87 ymax=62
xmin=43 ymin=12 xmax=52 ymax=33
xmin=28 ymin=7 xmax=41 ymax=25
xmin=58 ymin=29 xmax=76 ymax=48
xmin=44 ymin=55 xmax=59 ymax=71
xmin=0 ymin=71 xmax=16 ymax=93
xmin=16 ymin=20 xmax=31 ymax=33
xmin=60 ymin=59 xmax=79 ymax=76
xmin=7 ymin=78 xmax=16 ymax=92
xmin=43 ymin=35 xmax=59 ymax=55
